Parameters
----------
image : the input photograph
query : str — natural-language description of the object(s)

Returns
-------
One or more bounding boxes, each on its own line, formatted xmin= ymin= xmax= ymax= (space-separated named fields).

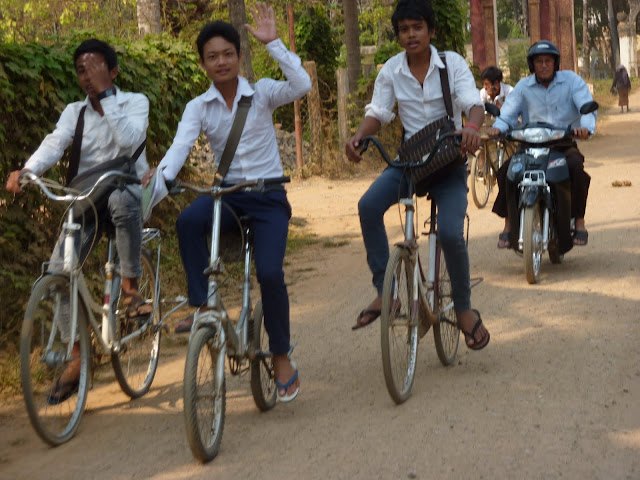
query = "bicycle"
xmin=19 ymin=171 xmax=163 ymax=446
xmin=174 ymin=176 xmax=290 ymax=463
xmin=468 ymin=133 xmax=515 ymax=209
xmin=359 ymin=134 xmax=475 ymax=404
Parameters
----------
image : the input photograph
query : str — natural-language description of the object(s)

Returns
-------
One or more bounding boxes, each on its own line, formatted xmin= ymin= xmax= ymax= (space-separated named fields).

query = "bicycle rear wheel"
xmin=249 ymin=300 xmax=277 ymax=411
xmin=380 ymin=247 xmax=418 ymax=404
xmin=21 ymin=274 xmax=91 ymax=445
xmin=183 ymin=326 xmax=226 ymax=463
xmin=112 ymin=251 xmax=161 ymax=398
xmin=433 ymin=243 xmax=460 ymax=365
xmin=470 ymin=148 xmax=492 ymax=209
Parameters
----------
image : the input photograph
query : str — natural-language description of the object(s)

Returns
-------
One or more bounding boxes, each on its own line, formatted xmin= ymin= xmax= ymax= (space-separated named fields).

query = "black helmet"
xmin=527 ymin=40 xmax=560 ymax=73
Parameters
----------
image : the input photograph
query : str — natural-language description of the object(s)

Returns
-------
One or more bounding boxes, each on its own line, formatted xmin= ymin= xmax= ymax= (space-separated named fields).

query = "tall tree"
xmin=581 ymin=0 xmax=589 ymax=77
xmin=137 ymin=0 xmax=163 ymax=35
xmin=607 ymin=0 xmax=619 ymax=67
xmin=342 ymin=0 xmax=362 ymax=95
xmin=228 ymin=0 xmax=255 ymax=82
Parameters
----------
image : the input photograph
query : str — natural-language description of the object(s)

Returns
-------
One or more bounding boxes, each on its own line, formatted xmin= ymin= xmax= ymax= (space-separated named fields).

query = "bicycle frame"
xmin=26 ymin=173 xmax=162 ymax=362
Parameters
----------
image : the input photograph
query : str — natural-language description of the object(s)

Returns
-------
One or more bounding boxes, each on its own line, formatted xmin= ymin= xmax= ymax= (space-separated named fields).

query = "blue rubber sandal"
xmin=275 ymin=360 xmax=299 ymax=403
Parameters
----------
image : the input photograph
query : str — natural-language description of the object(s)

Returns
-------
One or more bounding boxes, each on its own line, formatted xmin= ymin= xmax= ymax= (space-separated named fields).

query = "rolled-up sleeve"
xmin=364 ymin=64 xmax=396 ymax=125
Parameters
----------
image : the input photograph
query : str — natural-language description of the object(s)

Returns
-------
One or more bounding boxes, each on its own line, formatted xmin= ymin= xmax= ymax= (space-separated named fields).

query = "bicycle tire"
xmin=249 ymin=300 xmax=277 ymax=412
xmin=21 ymin=274 xmax=91 ymax=446
xmin=380 ymin=247 xmax=418 ymax=404
xmin=523 ymin=204 xmax=543 ymax=284
xmin=432 ymin=243 xmax=460 ymax=366
xmin=470 ymin=148 xmax=492 ymax=209
xmin=111 ymin=251 xmax=161 ymax=398
xmin=183 ymin=326 xmax=226 ymax=463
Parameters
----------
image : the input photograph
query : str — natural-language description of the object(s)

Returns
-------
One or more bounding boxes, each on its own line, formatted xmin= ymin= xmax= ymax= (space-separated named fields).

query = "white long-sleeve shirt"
xmin=158 ymin=39 xmax=311 ymax=183
xmin=364 ymin=45 xmax=483 ymax=140
xmin=25 ymin=87 xmax=149 ymax=179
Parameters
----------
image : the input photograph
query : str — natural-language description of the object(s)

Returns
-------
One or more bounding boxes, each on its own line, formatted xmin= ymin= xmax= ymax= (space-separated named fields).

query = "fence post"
xmin=337 ymin=68 xmax=350 ymax=157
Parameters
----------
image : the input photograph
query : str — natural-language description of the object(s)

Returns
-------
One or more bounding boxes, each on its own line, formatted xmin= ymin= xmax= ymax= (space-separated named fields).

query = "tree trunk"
xmin=581 ymin=0 xmax=589 ymax=78
xmin=342 ymin=0 xmax=362 ymax=96
xmin=607 ymin=0 xmax=619 ymax=69
xmin=136 ymin=0 xmax=162 ymax=35
xmin=521 ymin=0 xmax=528 ymax=36
xmin=228 ymin=0 xmax=255 ymax=83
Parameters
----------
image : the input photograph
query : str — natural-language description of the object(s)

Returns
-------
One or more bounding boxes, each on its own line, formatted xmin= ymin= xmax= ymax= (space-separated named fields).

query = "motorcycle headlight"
xmin=511 ymin=128 xmax=566 ymax=143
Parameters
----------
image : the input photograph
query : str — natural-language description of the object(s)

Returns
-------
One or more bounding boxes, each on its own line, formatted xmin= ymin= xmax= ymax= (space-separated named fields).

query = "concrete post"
xmin=470 ymin=0 xmax=486 ymax=71
xmin=528 ymin=0 xmax=541 ymax=44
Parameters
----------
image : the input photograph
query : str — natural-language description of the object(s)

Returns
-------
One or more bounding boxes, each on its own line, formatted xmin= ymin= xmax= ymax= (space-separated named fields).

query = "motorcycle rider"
xmin=487 ymin=40 xmax=596 ymax=248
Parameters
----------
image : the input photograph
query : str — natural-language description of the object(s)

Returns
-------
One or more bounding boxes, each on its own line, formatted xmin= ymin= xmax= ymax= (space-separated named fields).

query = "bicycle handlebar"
xmin=19 ymin=170 xmax=140 ymax=203
xmin=359 ymin=132 xmax=462 ymax=169
xmin=171 ymin=176 xmax=291 ymax=196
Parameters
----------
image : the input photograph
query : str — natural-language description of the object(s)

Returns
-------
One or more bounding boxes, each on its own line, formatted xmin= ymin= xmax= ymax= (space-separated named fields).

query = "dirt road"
xmin=2 ymin=94 xmax=639 ymax=480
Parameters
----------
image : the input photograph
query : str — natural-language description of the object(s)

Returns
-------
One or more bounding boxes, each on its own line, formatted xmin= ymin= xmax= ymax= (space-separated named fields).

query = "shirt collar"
xmin=525 ymin=72 xmax=564 ymax=87
xmin=395 ymin=45 xmax=443 ymax=78
xmin=200 ymin=76 xmax=254 ymax=105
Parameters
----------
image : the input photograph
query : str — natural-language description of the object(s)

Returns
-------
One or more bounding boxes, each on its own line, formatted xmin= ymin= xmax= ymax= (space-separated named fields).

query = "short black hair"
xmin=391 ymin=0 xmax=435 ymax=37
xmin=73 ymin=39 xmax=118 ymax=71
xmin=481 ymin=66 xmax=503 ymax=83
xmin=197 ymin=21 xmax=241 ymax=59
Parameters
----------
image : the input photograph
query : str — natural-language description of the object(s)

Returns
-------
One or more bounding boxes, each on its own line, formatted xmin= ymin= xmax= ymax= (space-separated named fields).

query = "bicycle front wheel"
xmin=432 ymin=243 xmax=460 ymax=366
xmin=111 ymin=251 xmax=161 ymax=398
xmin=470 ymin=148 xmax=492 ymax=209
xmin=183 ymin=326 xmax=226 ymax=463
xmin=380 ymin=247 xmax=418 ymax=404
xmin=249 ymin=300 xmax=277 ymax=411
xmin=21 ymin=274 xmax=91 ymax=446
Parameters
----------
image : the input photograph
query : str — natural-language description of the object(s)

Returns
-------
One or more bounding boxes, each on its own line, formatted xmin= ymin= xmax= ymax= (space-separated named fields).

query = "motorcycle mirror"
xmin=484 ymin=103 xmax=501 ymax=117
xmin=579 ymin=101 xmax=599 ymax=115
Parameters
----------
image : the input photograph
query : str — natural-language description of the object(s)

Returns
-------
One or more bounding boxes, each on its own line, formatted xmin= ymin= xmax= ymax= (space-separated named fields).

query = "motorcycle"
xmin=486 ymin=101 xmax=598 ymax=284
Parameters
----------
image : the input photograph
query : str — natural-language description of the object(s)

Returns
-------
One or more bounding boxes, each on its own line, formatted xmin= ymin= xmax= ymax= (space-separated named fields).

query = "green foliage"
xmin=505 ymin=39 xmax=530 ymax=84
xmin=374 ymin=40 xmax=402 ymax=65
xmin=431 ymin=0 xmax=466 ymax=55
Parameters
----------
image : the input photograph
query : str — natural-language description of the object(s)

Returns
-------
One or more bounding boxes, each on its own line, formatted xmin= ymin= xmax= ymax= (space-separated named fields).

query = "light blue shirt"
xmin=493 ymin=71 xmax=596 ymax=134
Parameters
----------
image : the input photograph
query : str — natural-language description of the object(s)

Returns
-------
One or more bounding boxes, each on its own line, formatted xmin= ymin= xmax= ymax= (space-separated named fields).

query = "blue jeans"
xmin=176 ymin=190 xmax=292 ymax=355
xmin=358 ymin=165 xmax=471 ymax=313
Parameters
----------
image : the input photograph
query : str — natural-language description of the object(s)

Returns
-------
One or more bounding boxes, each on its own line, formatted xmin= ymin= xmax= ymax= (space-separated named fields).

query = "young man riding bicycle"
xmin=143 ymin=3 xmax=311 ymax=402
xmin=5 ymin=39 xmax=151 ymax=403
xmin=344 ymin=0 xmax=490 ymax=350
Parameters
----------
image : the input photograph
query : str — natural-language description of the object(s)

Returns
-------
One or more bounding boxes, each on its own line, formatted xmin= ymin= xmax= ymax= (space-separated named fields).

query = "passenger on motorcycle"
xmin=487 ymin=40 xmax=596 ymax=248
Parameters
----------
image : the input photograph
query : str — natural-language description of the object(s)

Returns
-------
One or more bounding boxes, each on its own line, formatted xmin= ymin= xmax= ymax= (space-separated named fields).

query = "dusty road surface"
xmin=2 ymin=93 xmax=639 ymax=480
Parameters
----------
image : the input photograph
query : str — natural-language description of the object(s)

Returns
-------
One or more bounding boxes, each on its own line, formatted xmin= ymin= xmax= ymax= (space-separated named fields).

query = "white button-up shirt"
xmin=158 ymin=39 xmax=311 ymax=184
xmin=479 ymin=81 xmax=514 ymax=105
xmin=25 ymin=87 xmax=149 ymax=179
xmin=365 ymin=45 xmax=483 ymax=140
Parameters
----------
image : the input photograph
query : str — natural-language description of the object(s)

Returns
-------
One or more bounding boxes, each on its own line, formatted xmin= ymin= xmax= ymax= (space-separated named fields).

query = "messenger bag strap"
xmin=437 ymin=52 xmax=454 ymax=119
xmin=213 ymin=93 xmax=254 ymax=186
xmin=66 ymin=105 xmax=87 ymax=186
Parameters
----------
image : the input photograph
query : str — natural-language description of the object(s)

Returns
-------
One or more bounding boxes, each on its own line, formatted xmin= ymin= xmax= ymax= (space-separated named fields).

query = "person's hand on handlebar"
xmin=572 ymin=127 xmax=590 ymax=140
xmin=345 ymin=134 xmax=365 ymax=163
xmin=459 ymin=125 xmax=482 ymax=155
xmin=5 ymin=169 xmax=30 ymax=194
xmin=486 ymin=127 xmax=502 ymax=138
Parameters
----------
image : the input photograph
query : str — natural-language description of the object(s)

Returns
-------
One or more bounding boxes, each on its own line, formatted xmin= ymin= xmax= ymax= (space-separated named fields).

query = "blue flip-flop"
xmin=275 ymin=361 xmax=299 ymax=403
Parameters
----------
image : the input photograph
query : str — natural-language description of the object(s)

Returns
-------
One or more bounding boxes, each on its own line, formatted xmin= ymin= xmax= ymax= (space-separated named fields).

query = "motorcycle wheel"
xmin=548 ymin=220 xmax=564 ymax=264
xmin=523 ymin=204 xmax=543 ymax=284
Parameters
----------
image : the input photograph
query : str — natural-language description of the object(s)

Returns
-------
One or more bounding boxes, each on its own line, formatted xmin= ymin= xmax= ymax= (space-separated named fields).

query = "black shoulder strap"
xmin=66 ymin=105 xmax=146 ymax=185
xmin=66 ymin=105 xmax=87 ymax=185
xmin=213 ymin=93 xmax=254 ymax=186
xmin=437 ymin=52 xmax=454 ymax=119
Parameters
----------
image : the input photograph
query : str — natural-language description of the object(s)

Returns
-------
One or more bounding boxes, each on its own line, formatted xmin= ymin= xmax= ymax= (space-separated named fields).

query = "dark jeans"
xmin=358 ymin=165 xmax=472 ymax=313
xmin=176 ymin=190 xmax=292 ymax=355
xmin=492 ymin=143 xmax=590 ymax=219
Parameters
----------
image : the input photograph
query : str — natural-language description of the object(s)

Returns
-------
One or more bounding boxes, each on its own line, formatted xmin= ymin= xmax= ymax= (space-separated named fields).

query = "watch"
xmin=97 ymin=88 xmax=116 ymax=100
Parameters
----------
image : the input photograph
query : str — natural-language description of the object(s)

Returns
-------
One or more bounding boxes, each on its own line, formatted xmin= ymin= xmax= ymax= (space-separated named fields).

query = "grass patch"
xmin=286 ymin=227 xmax=320 ymax=254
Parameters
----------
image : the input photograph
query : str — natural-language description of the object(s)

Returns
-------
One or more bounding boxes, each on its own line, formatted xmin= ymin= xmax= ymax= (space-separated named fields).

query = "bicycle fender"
xmin=519 ymin=186 xmax=540 ymax=208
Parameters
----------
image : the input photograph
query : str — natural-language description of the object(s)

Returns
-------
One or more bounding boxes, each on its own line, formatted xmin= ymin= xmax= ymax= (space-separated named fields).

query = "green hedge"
xmin=0 ymin=34 xmax=210 ymax=344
